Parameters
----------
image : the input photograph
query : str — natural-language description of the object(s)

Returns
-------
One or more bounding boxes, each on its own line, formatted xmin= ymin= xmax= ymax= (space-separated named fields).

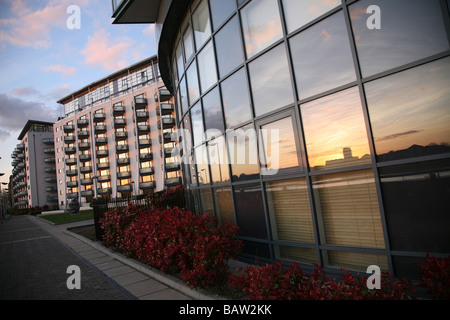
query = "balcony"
xmin=139 ymin=153 xmax=153 ymax=161
xmin=80 ymin=166 xmax=92 ymax=174
xmin=45 ymin=176 xmax=57 ymax=183
xmin=164 ymin=147 xmax=177 ymax=157
xmin=43 ymin=147 xmax=54 ymax=154
xmin=81 ymin=190 xmax=94 ymax=197
xmin=64 ymin=136 xmax=76 ymax=143
xmin=43 ymin=138 xmax=54 ymax=145
xmin=139 ymin=167 xmax=154 ymax=176
xmin=78 ymin=130 xmax=89 ymax=138
xmin=94 ymin=124 xmax=107 ymax=133
xmin=67 ymin=192 xmax=78 ymax=199
xmin=77 ymin=119 xmax=89 ymax=127
xmin=96 ymin=150 xmax=109 ymax=158
xmin=140 ymin=181 xmax=155 ymax=190
xmin=65 ymin=158 xmax=77 ymax=165
xmin=65 ymin=147 xmax=76 ymax=154
xmin=114 ymin=118 xmax=127 ymax=128
xmin=17 ymin=143 xmax=25 ymax=150
xmin=117 ymin=158 xmax=130 ymax=166
xmin=66 ymin=170 xmax=78 ymax=177
xmin=117 ymin=171 xmax=131 ymax=179
xmin=45 ymin=167 xmax=56 ymax=173
xmin=113 ymin=104 xmax=125 ymax=115
xmin=47 ymin=196 xmax=58 ymax=203
xmin=95 ymin=137 xmax=108 ymax=145
xmin=97 ymin=162 xmax=110 ymax=170
xmin=115 ymin=131 xmax=128 ymax=140
xmin=163 ymin=132 xmax=173 ymax=143
xmin=97 ymin=188 xmax=112 ymax=195
xmin=136 ymin=111 xmax=148 ymax=119
xmin=67 ymin=181 xmax=78 ymax=188
xmin=160 ymin=102 xmax=174 ymax=115
xmin=44 ymin=157 xmax=56 ymax=164
xmin=116 ymin=144 xmax=129 ymax=153
xmin=79 ymin=154 xmax=91 ymax=161
xmin=157 ymin=88 xmax=172 ymax=102
xmin=64 ymin=124 xmax=74 ymax=132
xmin=160 ymin=117 xmax=175 ymax=129
xmin=166 ymin=177 xmax=182 ymax=186
xmin=134 ymin=97 xmax=147 ymax=109
xmin=78 ymin=142 xmax=90 ymax=150
xmin=165 ymin=162 xmax=180 ymax=172
xmin=137 ymin=124 xmax=150 ymax=133
xmin=81 ymin=178 xmax=93 ymax=186
xmin=138 ymin=138 xmax=151 ymax=147
xmin=93 ymin=113 xmax=106 ymax=122
xmin=97 ymin=175 xmax=111 ymax=182
xmin=117 ymin=184 xmax=132 ymax=193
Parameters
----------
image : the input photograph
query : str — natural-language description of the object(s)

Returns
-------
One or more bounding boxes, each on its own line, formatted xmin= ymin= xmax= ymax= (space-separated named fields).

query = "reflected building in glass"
xmin=112 ymin=0 xmax=450 ymax=278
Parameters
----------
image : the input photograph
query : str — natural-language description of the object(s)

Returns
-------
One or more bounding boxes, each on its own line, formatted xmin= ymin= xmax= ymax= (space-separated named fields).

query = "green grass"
xmin=40 ymin=209 xmax=94 ymax=224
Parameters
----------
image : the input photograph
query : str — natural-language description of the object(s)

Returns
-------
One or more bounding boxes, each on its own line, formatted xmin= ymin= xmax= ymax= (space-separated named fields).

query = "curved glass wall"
xmin=168 ymin=0 xmax=450 ymax=278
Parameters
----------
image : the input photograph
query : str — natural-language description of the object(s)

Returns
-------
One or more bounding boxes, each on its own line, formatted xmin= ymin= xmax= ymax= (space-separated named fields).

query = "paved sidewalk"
xmin=0 ymin=214 xmax=220 ymax=300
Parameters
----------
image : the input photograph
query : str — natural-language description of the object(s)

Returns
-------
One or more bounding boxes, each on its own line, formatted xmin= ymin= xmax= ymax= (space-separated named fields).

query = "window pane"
xmin=186 ymin=61 xmax=200 ymax=106
xmin=227 ymin=125 xmax=260 ymax=182
xmin=290 ymin=11 xmax=356 ymax=100
xmin=274 ymin=245 xmax=318 ymax=265
xmin=191 ymin=102 xmax=204 ymax=146
xmin=176 ymin=42 xmax=184 ymax=80
xmin=282 ymin=0 xmax=340 ymax=33
xmin=195 ymin=145 xmax=210 ymax=185
xmin=221 ymin=68 xmax=252 ymax=128
xmin=259 ymin=117 xmax=300 ymax=175
xmin=301 ymin=87 xmax=371 ymax=171
xmin=202 ymin=86 xmax=224 ymax=139
xmin=233 ymin=183 xmax=268 ymax=239
xmin=179 ymin=76 xmax=189 ymax=114
xmin=210 ymin=0 xmax=236 ymax=30
xmin=183 ymin=25 xmax=195 ymax=62
xmin=379 ymin=159 xmax=450 ymax=253
xmin=312 ymin=170 xmax=385 ymax=249
xmin=365 ymin=58 xmax=450 ymax=162
xmin=350 ymin=0 xmax=449 ymax=77
xmin=214 ymin=187 xmax=235 ymax=224
xmin=192 ymin=0 xmax=212 ymax=50
xmin=199 ymin=188 xmax=214 ymax=216
xmin=249 ymin=44 xmax=293 ymax=117
xmin=197 ymin=41 xmax=217 ymax=94
xmin=266 ymin=178 xmax=314 ymax=243
xmin=208 ymin=135 xmax=230 ymax=184
xmin=322 ymin=250 xmax=388 ymax=272
xmin=241 ymin=0 xmax=283 ymax=58
xmin=215 ymin=16 xmax=244 ymax=79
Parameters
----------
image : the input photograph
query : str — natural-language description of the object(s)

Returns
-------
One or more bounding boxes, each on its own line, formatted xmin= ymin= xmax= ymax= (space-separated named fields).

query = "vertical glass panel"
xmin=322 ymin=250 xmax=388 ymax=272
xmin=208 ymin=135 xmax=230 ymax=184
xmin=282 ymin=0 xmax=340 ymax=33
xmin=350 ymin=0 xmax=449 ymax=77
xmin=274 ymin=245 xmax=317 ymax=265
xmin=233 ymin=183 xmax=268 ymax=239
xmin=379 ymin=159 xmax=450 ymax=253
xmin=240 ymin=0 xmax=283 ymax=58
xmin=186 ymin=61 xmax=200 ymax=106
xmin=312 ymin=170 xmax=385 ymax=249
xmin=197 ymin=41 xmax=218 ymax=94
xmin=214 ymin=187 xmax=235 ymax=224
xmin=210 ymin=0 xmax=236 ymax=30
xmin=179 ymin=76 xmax=189 ymax=114
xmin=221 ymin=68 xmax=252 ymax=128
xmin=182 ymin=113 xmax=193 ymax=156
xmin=199 ymin=188 xmax=214 ymax=216
xmin=190 ymin=102 xmax=204 ymax=146
xmin=202 ymin=86 xmax=224 ymax=140
xmin=183 ymin=25 xmax=195 ymax=62
xmin=301 ymin=87 xmax=371 ymax=171
xmin=175 ymin=42 xmax=184 ymax=80
xmin=290 ymin=11 xmax=356 ymax=100
xmin=192 ymin=0 xmax=212 ymax=50
xmin=365 ymin=58 xmax=450 ymax=162
xmin=227 ymin=124 xmax=260 ymax=182
xmin=195 ymin=145 xmax=210 ymax=185
xmin=259 ymin=117 xmax=300 ymax=175
xmin=215 ymin=16 xmax=244 ymax=78
xmin=249 ymin=44 xmax=293 ymax=116
xmin=266 ymin=178 xmax=314 ymax=243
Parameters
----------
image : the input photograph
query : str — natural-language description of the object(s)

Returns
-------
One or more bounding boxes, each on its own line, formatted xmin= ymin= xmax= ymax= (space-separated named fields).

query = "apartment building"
xmin=10 ymin=120 xmax=57 ymax=209
xmin=54 ymin=55 xmax=181 ymax=209
xmin=112 ymin=0 xmax=450 ymax=279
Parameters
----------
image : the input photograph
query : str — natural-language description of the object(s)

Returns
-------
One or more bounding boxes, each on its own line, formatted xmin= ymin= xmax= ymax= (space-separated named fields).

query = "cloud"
xmin=81 ymin=28 xmax=135 ymax=72
xmin=376 ymin=130 xmax=423 ymax=142
xmin=42 ymin=64 xmax=77 ymax=75
xmin=0 ymin=93 xmax=59 ymax=136
xmin=12 ymin=86 xmax=40 ymax=97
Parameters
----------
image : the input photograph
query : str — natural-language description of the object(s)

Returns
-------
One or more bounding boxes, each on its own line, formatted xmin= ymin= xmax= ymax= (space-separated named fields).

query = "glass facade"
xmin=169 ymin=0 xmax=450 ymax=277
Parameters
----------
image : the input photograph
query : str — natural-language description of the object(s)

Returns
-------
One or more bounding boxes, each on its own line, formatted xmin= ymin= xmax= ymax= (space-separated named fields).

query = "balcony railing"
xmin=44 ymin=157 xmax=56 ymax=164
xmin=67 ymin=181 xmax=78 ymax=188
xmin=43 ymin=138 xmax=54 ymax=145
xmin=117 ymin=184 xmax=132 ymax=193
xmin=97 ymin=188 xmax=112 ymax=195
xmin=97 ymin=162 xmax=110 ymax=170
xmin=93 ymin=113 xmax=106 ymax=122
xmin=64 ymin=125 xmax=74 ymax=132
xmin=117 ymin=171 xmax=131 ymax=179
xmin=94 ymin=124 xmax=107 ymax=133
xmin=139 ymin=167 xmax=154 ymax=176
xmin=116 ymin=144 xmax=129 ymax=153
xmin=78 ymin=130 xmax=89 ymax=138
xmin=97 ymin=175 xmax=111 ymax=182
xmin=165 ymin=163 xmax=180 ymax=172
xmin=138 ymin=138 xmax=151 ymax=147
xmin=134 ymin=97 xmax=147 ymax=108
xmin=166 ymin=177 xmax=182 ymax=186
xmin=64 ymin=136 xmax=75 ymax=143
xmin=140 ymin=181 xmax=155 ymax=190
xmin=77 ymin=119 xmax=89 ymax=127
xmin=95 ymin=137 xmax=108 ymax=145
xmin=113 ymin=105 xmax=126 ymax=114
xmin=137 ymin=124 xmax=150 ymax=133
xmin=96 ymin=150 xmax=109 ymax=157
xmin=65 ymin=158 xmax=77 ymax=165
xmin=157 ymin=88 xmax=172 ymax=102
xmin=81 ymin=178 xmax=93 ymax=186
xmin=79 ymin=142 xmax=90 ymax=150
xmin=139 ymin=153 xmax=153 ymax=161
xmin=81 ymin=190 xmax=94 ymax=197
xmin=46 ymin=186 xmax=57 ymax=193
xmin=136 ymin=111 xmax=148 ymax=119
xmin=65 ymin=147 xmax=76 ymax=154
xmin=80 ymin=166 xmax=92 ymax=174
xmin=79 ymin=154 xmax=91 ymax=161
xmin=114 ymin=118 xmax=127 ymax=127
xmin=115 ymin=131 xmax=128 ymax=140
xmin=67 ymin=192 xmax=78 ymax=199
xmin=66 ymin=170 xmax=78 ymax=177
xmin=160 ymin=102 xmax=174 ymax=115
xmin=117 ymin=158 xmax=130 ymax=166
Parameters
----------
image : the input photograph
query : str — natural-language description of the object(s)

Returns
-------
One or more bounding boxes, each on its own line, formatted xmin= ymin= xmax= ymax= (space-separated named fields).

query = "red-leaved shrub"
xmin=419 ymin=253 xmax=450 ymax=300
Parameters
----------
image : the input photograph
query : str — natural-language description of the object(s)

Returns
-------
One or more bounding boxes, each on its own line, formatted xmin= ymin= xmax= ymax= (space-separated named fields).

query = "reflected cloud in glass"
xmin=221 ymin=68 xmax=252 ymax=128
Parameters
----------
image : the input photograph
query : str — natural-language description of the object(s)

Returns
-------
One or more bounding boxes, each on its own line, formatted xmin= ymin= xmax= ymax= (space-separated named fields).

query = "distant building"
xmin=11 ymin=120 xmax=57 ymax=209
xmin=54 ymin=55 xmax=181 ymax=209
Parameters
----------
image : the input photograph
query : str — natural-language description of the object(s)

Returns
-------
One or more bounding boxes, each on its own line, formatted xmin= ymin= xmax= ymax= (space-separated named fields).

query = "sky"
xmin=0 ymin=0 xmax=158 ymax=185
